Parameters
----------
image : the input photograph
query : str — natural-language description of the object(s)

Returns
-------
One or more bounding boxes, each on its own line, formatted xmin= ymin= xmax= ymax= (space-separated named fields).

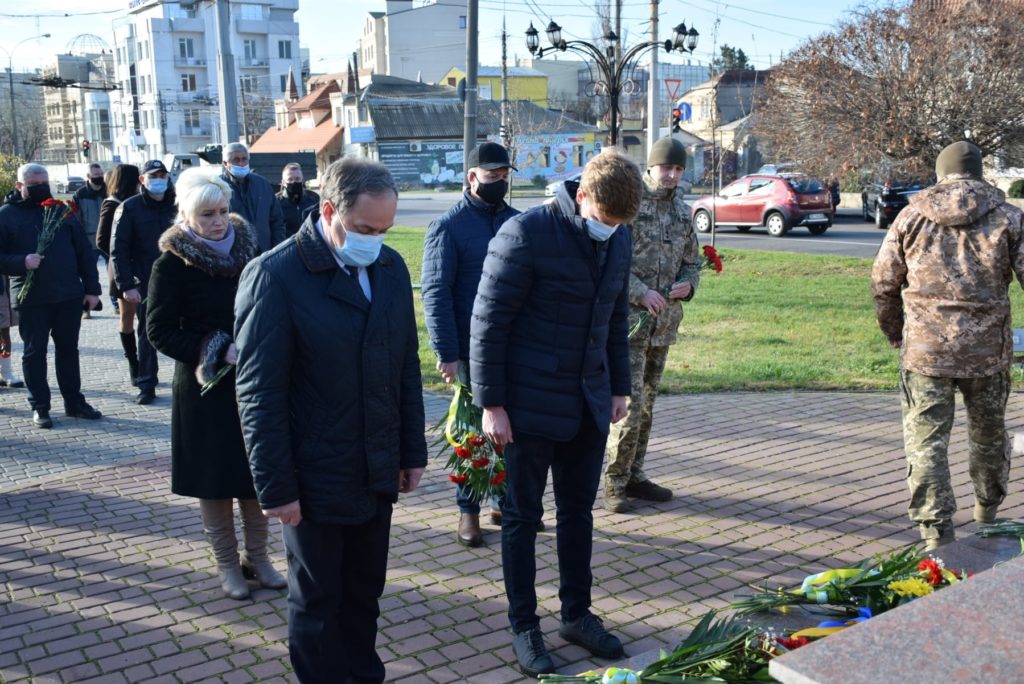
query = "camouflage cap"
xmin=648 ymin=137 xmax=687 ymax=168
xmin=935 ymin=141 xmax=982 ymax=180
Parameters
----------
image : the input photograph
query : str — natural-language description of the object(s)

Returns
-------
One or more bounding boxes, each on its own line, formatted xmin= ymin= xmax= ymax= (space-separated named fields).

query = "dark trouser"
xmin=18 ymin=298 xmax=85 ymax=411
xmin=502 ymin=406 xmax=607 ymax=633
xmin=135 ymin=298 xmax=158 ymax=391
xmin=283 ymin=497 xmax=394 ymax=684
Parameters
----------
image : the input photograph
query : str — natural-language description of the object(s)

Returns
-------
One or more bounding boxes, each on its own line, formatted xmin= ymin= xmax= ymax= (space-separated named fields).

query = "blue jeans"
xmin=501 ymin=406 xmax=607 ymax=632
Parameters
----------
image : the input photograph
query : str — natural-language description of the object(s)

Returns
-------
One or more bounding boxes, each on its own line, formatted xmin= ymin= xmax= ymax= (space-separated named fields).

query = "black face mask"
xmin=26 ymin=184 xmax=53 ymax=204
xmin=474 ymin=178 xmax=508 ymax=206
xmin=90 ymin=177 xmax=105 ymax=188
xmin=286 ymin=182 xmax=304 ymax=199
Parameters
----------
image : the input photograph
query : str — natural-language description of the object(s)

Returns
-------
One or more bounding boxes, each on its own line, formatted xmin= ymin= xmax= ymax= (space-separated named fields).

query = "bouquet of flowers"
xmin=539 ymin=610 xmax=778 ymax=682
xmin=730 ymin=546 xmax=965 ymax=617
xmin=976 ymin=520 xmax=1024 ymax=540
xmin=628 ymin=245 xmax=722 ymax=339
xmin=435 ymin=380 xmax=507 ymax=503
xmin=17 ymin=198 xmax=78 ymax=305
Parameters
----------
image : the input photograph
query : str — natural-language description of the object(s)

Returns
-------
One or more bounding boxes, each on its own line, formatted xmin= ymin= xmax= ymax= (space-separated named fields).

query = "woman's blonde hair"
xmin=175 ymin=168 xmax=233 ymax=223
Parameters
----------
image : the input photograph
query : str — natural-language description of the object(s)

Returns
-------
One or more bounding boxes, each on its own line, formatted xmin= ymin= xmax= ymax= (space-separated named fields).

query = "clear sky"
xmin=2 ymin=0 xmax=866 ymax=74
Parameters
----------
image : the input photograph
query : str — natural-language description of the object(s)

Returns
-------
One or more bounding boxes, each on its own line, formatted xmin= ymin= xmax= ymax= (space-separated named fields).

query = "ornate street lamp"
xmin=526 ymin=19 xmax=698 ymax=146
xmin=1 ymin=34 xmax=51 ymax=158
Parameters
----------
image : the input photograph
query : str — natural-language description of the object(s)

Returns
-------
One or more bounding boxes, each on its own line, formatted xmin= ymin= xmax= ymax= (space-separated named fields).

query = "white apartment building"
xmin=358 ymin=0 xmax=466 ymax=83
xmin=108 ymin=0 xmax=302 ymax=163
xmin=42 ymin=52 xmax=115 ymax=165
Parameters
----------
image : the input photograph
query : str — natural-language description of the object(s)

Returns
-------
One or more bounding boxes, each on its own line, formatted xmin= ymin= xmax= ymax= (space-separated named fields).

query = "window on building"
xmin=278 ymin=40 xmax=291 ymax=59
xmin=239 ymin=4 xmax=262 ymax=20
xmin=179 ymin=38 xmax=194 ymax=59
xmin=183 ymin=108 xmax=201 ymax=129
xmin=280 ymin=74 xmax=288 ymax=92
xmin=240 ymin=75 xmax=258 ymax=93
xmin=460 ymin=15 xmax=467 ymax=29
xmin=244 ymin=39 xmax=257 ymax=61
xmin=181 ymin=73 xmax=197 ymax=92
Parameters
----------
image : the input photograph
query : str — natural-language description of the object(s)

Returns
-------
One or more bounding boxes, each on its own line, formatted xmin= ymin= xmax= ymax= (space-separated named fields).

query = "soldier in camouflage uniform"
xmin=871 ymin=140 xmax=1024 ymax=550
xmin=604 ymin=137 xmax=702 ymax=513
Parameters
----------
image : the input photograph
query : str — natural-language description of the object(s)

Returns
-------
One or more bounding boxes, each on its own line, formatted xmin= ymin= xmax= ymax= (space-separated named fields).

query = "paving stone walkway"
xmin=1 ymin=303 xmax=1022 ymax=682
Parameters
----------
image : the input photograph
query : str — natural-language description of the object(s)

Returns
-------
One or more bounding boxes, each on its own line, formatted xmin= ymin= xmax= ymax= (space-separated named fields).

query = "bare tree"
xmin=755 ymin=0 xmax=1024 ymax=179
xmin=0 ymin=98 xmax=48 ymax=162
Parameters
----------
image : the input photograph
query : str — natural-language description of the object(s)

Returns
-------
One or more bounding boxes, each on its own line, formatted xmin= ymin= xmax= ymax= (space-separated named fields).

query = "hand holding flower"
xmin=668 ymin=280 xmax=693 ymax=300
xmin=24 ymin=254 xmax=43 ymax=270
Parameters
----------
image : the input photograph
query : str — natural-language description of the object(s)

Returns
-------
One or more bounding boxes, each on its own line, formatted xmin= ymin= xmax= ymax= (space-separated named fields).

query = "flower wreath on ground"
xmin=434 ymin=380 xmax=506 ymax=503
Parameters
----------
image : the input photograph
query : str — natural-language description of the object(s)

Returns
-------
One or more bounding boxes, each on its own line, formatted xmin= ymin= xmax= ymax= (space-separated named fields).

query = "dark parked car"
xmin=690 ymin=174 xmax=833 ymax=237
xmin=56 ymin=176 xmax=86 ymax=194
xmin=861 ymin=180 xmax=929 ymax=229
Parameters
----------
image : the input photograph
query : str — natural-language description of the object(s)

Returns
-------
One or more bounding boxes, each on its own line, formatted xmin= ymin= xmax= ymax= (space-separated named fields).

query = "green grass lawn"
xmin=387 ymin=226 xmax=1024 ymax=393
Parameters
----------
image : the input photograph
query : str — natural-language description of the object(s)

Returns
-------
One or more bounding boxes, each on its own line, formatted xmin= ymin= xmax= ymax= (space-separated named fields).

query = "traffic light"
xmin=82 ymin=140 xmax=91 ymax=158
xmin=671 ymin=108 xmax=681 ymax=132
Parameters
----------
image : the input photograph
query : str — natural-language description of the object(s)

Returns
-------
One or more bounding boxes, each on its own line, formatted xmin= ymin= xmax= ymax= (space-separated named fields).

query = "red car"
xmin=690 ymin=175 xmax=834 ymax=237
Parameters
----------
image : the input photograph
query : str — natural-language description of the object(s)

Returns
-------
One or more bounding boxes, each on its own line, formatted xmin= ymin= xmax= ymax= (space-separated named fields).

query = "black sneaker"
xmin=65 ymin=402 xmax=102 ymax=420
xmin=512 ymin=627 xmax=555 ymax=678
xmin=32 ymin=409 xmax=53 ymax=429
xmin=558 ymin=613 xmax=623 ymax=659
xmin=624 ymin=479 xmax=673 ymax=502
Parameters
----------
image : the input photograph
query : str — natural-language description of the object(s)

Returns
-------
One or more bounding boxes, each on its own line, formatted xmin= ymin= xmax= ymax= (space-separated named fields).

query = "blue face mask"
xmin=586 ymin=218 xmax=618 ymax=242
xmin=146 ymin=177 xmax=168 ymax=194
xmin=334 ymin=229 xmax=385 ymax=267
xmin=230 ymin=164 xmax=250 ymax=178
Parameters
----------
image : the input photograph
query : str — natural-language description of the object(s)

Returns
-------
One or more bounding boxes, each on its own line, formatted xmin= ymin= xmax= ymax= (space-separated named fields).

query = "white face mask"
xmin=229 ymin=164 xmax=250 ymax=178
xmin=334 ymin=229 xmax=385 ymax=267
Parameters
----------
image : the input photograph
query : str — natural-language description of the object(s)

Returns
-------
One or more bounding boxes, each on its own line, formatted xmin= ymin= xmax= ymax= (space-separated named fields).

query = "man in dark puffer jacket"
xmin=0 ymin=164 xmax=102 ymax=429
xmin=470 ymin=149 xmax=641 ymax=677
xmin=235 ymin=156 xmax=426 ymax=684
xmin=111 ymin=159 xmax=177 ymax=405
xmin=422 ymin=142 xmax=519 ymax=547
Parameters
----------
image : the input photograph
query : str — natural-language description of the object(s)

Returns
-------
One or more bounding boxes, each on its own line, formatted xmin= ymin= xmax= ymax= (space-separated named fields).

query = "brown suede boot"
xmin=457 ymin=513 xmax=484 ymax=547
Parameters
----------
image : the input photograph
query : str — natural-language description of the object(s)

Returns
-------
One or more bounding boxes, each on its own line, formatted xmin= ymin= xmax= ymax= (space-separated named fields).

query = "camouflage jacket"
xmin=871 ymin=178 xmax=1024 ymax=377
xmin=627 ymin=173 xmax=702 ymax=346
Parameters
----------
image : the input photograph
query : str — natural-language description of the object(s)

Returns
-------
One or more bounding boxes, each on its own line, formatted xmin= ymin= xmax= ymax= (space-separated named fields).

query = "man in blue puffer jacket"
xmin=470 ymin=148 xmax=642 ymax=677
xmin=422 ymin=142 xmax=519 ymax=547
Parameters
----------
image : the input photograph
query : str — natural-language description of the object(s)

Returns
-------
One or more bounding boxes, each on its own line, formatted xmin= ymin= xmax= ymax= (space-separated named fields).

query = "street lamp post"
xmin=2 ymin=34 xmax=51 ymax=158
xmin=526 ymin=20 xmax=697 ymax=146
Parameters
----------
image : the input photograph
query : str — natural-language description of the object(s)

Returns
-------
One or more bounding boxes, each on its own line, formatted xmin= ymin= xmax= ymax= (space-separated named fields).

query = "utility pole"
xmin=462 ymin=0 xmax=479 ymax=188
xmin=645 ymin=0 xmax=659 ymax=157
xmin=500 ymin=18 xmax=509 ymax=149
xmin=214 ymin=0 xmax=240 ymax=144
xmin=239 ymin=77 xmax=250 ymax=144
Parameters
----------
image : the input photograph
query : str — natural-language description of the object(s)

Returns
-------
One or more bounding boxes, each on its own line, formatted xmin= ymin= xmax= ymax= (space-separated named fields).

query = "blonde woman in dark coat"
xmin=147 ymin=168 xmax=285 ymax=600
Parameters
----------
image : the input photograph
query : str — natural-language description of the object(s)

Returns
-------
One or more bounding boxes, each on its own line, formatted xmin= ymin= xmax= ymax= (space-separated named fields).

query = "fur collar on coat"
xmin=158 ymin=214 xmax=257 ymax=278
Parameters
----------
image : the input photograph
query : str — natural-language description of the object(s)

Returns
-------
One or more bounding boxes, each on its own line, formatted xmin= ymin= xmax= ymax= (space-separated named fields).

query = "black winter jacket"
xmin=222 ymin=171 xmax=285 ymax=251
xmin=422 ymin=191 xmax=519 ymax=364
xmin=276 ymin=188 xmax=320 ymax=238
xmin=0 ymin=195 xmax=101 ymax=306
xmin=72 ymin=183 xmax=107 ymax=241
xmin=111 ymin=188 xmax=178 ymax=293
xmin=469 ymin=182 xmax=632 ymax=440
xmin=234 ymin=215 xmax=428 ymax=524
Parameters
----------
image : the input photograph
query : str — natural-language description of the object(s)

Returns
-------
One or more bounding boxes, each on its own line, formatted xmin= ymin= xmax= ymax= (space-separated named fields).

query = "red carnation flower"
xmin=471 ymin=457 xmax=490 ymax=468
xmin=449 ymin=474 xmax=468 ymax=484
xmin=454 ymin=445 xmax=472 ymax=459
xmin=468 ymin=435 xmax=486 ymax=447
xmin=490 ymin=472 xmax=506 ymax=486
xmin=494 ymin=444 xmax=504 ymax=455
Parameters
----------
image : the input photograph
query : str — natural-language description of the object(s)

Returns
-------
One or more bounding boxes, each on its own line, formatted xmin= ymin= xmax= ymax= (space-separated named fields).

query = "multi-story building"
xmin=41 ymin=50 xmax=115 ymax=165
xmin=108 ymin=0 xmax=303 ymax=163
xmin=358 ymin=0 xmax=466 ymax=83
xmin=439 ymin=66 xmax=548 ymax=107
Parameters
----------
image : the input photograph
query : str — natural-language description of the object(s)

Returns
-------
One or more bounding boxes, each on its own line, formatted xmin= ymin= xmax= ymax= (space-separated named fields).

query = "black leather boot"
xmin=119 ymin=332 xmax=140 ymax=387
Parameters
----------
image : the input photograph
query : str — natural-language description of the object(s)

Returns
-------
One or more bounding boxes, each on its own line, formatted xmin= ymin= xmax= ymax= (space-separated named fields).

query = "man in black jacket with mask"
xmin=111 ymin=159 xmax=177 ymax=405
xmin=276 ymin=162 xmax=320 ymax=238
xmin=422 ymin=142 xmax=519 ymax=547
xmin=222 ymin=142 xmax=285 ymax=250
xmin=0 ymin=164 xmax=102 ymax=428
